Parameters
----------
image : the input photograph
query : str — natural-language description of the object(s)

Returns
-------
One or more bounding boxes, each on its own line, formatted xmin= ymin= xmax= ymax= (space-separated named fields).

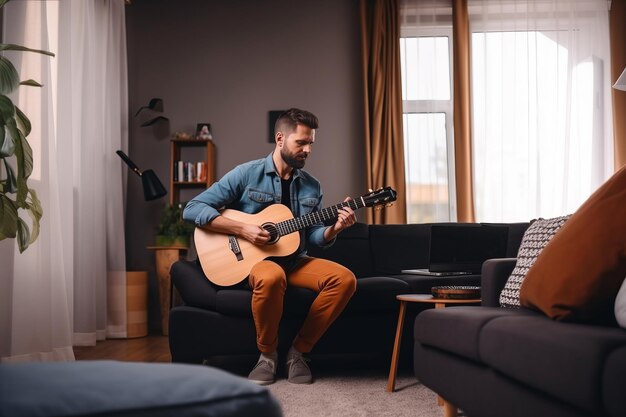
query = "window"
xmin=400 ymin=0 xmax=611 ymax=223
xmin=400 ymin=32 xmax=455 ymax=223
xmin=470 ymin=0 xmax=613 ymax=221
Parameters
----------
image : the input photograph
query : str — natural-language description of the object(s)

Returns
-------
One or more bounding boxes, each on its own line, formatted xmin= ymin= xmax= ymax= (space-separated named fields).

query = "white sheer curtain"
xmin=469 ymin=0 xmax=613 ymax=222
xmin=0 ymin=0 xmax=128 ymax=362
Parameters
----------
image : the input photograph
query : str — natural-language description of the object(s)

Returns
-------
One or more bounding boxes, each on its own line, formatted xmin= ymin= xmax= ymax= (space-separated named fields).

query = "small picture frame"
xmin=195 ymin=123 xmax=212 ymax=140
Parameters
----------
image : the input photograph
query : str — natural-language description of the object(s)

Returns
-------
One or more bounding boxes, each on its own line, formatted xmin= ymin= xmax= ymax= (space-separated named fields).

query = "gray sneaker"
xmin=248 ymin=356 xmax=276 ymax=385
xmin=286 ymin=353 xmax=312 ymax=384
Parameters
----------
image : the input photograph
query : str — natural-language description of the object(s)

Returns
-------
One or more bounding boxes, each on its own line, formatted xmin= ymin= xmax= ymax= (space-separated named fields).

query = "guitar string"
xmin=277 ymin=199 xmax=366 ymax=236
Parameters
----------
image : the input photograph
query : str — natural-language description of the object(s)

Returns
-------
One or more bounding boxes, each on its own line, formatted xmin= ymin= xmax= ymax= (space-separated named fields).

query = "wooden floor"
xmin=73 ymin=333 xmax=171 ymax=363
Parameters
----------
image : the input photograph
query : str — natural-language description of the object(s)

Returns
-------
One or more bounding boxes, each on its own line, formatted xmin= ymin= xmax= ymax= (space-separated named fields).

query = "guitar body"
xmin=194 ymin=187 xmax=397 ymax=287
xmin=194 ymin=204 xmax=301 ymax=286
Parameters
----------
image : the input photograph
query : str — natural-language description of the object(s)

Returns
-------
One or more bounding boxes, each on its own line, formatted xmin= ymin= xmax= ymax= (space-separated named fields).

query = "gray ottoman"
xmin=0 ymin=360 xmax=282 ymax=417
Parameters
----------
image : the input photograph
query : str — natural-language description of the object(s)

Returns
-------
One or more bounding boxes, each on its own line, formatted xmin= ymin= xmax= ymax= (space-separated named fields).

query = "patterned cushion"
xmin=499 ymin=215 xmax=570 ymax=308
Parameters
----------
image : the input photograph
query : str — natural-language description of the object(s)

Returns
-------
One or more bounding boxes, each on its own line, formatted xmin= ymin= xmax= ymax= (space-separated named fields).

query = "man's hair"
xmin=274 ymin=108 xmax=319 ymax=136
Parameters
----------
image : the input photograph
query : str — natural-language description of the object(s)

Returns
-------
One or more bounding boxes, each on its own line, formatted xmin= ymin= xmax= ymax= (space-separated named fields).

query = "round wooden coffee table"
xmin=386 ymin=294 xmax=481 ymax=393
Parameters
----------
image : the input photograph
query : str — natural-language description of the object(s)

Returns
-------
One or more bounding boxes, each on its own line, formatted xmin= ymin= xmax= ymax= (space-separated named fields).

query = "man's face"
xmin=279 ymin=124 xmax=315 ymax=169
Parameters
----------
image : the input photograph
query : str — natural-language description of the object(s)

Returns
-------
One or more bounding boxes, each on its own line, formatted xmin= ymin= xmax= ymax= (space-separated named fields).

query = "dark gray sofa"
xmin=169 ymin=222 xmax=528 ymax=368
xmin=413 ymin=258 xmax=626 ymax=417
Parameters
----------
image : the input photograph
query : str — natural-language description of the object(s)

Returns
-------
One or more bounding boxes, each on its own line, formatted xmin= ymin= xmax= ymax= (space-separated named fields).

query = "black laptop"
xmin=401 ymin=224 xmax=509 ymax=276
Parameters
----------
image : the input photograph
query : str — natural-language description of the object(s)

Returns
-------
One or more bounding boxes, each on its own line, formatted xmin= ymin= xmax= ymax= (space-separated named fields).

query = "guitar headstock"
xmin=361 ymin=186 xmax=397 ymax=208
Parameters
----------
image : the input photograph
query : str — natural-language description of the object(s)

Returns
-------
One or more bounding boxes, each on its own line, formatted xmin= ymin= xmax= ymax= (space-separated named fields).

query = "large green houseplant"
xmin=0 ymin=0 xmax=54 ymax=252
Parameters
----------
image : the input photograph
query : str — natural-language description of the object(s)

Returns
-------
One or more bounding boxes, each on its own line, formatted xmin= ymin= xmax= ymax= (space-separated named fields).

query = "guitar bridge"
xmin=228 ymin=235 xmax=243 ymax=261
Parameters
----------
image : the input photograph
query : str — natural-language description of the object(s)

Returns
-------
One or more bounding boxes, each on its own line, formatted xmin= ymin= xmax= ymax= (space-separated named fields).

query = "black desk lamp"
xmin=116 ymin=150 xmax=167 ymax=201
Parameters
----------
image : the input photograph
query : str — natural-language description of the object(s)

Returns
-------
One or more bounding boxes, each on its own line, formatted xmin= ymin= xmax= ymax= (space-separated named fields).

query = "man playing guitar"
xmin=182 ymin=108 xmax=357 ymax=385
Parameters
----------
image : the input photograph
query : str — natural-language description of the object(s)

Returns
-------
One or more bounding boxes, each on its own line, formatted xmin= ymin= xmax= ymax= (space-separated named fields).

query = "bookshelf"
xmin=169 ymin=139 xmax=215 ymax=204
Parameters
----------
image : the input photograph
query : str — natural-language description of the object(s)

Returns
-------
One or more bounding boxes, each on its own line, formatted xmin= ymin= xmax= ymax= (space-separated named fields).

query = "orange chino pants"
xmin=248 ymin=257 xmax=357 ymax=354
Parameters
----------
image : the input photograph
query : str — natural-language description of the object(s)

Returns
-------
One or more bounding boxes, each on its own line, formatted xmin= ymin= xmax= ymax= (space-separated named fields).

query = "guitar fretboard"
xmin=274 ymin=198 xmax=364 ymax=237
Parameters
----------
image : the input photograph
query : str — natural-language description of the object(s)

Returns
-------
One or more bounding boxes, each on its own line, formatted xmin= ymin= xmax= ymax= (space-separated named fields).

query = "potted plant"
xmin=0 ymin=1 xmax=54 ymax=253
xmin=155 ymin=202 xmax=194 ymax=248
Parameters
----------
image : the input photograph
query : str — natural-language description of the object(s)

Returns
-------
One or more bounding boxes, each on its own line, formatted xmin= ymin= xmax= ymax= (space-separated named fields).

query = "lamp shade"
xmin=614 ymin=67 xmax=626 ymax=91
xmin=116 ymin=150 xmax=167 ymax=201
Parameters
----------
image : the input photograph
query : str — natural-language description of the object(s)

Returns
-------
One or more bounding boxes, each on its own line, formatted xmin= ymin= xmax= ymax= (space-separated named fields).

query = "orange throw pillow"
xmin=520 ymin=165 xmax=626 ymax=324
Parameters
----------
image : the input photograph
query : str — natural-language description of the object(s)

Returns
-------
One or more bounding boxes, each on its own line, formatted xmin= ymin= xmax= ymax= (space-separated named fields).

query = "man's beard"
xmin=281 ymin=148 xmax=307 ymax=169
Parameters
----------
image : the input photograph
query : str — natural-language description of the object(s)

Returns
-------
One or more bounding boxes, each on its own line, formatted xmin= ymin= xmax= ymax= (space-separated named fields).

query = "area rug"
xmin=267 ymin=368 xmax=440 ymax=417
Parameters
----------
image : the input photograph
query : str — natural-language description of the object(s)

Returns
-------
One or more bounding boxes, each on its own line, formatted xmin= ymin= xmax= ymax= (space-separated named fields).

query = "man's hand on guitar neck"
xmin=324 ymin=197 xmax=356 ymax=243
xmin=206 ymin=215 xmax=271 ymax=245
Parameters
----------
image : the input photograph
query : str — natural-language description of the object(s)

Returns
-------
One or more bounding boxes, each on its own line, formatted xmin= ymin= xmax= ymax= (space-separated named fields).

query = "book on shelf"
xmin=177 ymin=161 xmax=184 ymax=182
xmin=196 ymin=162 xmax=207 ymax=182
xmin=174 ymin=160 xmax=206 ymax=182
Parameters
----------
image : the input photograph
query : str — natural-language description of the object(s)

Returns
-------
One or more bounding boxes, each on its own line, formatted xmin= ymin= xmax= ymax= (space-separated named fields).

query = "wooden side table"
xmin=147 ymin=245 xmax=188 ymax=336
xmin=386 ymin=294 xmax=481 ymax=394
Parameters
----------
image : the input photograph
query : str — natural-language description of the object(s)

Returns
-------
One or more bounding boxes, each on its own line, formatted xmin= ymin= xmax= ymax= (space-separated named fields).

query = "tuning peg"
xmin=368 ymin=188 xmax=373 ymax=193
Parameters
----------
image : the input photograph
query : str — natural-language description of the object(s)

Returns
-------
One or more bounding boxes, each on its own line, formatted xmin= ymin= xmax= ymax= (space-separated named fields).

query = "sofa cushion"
xmin=413 ymin=306 xmax=536 ymax=362
xmin=0 ymin=361 xmax=282 ymax=417
xmin=480 ymin=315 xmax=626 ymax=415
xmin=307 ymin=222 xmax=375 ymax=277
xmin=216 ymin=289 xmax=254 ymax=317
xmin=521 ymin=165 xmax=626 ymax=324
xmin=342 ymin=276 xmax=410 ymax=313
xmin=369 ymin=224 xmax=430 ymax=274
xmin=503 ymin=222 xmax=531 ymax=257
xmin=499 ymin=215 xmax=570 ymax=308
xmin=603 ymin=345 xmax=626 ymax=417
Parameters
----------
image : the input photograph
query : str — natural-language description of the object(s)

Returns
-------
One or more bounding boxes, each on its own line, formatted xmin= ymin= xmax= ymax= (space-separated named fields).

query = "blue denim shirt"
xmin=183 ymin=153 xmax=334 ymax=260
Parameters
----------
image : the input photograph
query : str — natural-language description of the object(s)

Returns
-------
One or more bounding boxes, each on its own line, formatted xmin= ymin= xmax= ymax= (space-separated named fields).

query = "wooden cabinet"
xmin=169 ymin=139 xmax=215 ymax=204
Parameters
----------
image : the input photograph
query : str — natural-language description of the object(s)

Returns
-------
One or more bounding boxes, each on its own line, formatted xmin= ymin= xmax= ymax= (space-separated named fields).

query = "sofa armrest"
xmin=171 ymin=260 xmax=218 ymax=310
xmin=481 ymin=258 xmax=516 ymax=307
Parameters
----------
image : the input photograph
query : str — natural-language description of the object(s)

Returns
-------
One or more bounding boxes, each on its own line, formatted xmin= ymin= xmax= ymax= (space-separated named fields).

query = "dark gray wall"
xmin=125 ymin=0 xmax=365 ymax=329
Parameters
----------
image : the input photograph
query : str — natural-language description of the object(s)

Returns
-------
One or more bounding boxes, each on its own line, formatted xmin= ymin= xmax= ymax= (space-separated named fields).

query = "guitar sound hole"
xmin=262 ymin=222 xmax=280 ymax=244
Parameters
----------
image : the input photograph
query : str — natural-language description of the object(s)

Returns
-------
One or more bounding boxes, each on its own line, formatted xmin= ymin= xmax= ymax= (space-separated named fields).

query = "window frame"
xmin=400 ymin=26 xmax=457 ymax=222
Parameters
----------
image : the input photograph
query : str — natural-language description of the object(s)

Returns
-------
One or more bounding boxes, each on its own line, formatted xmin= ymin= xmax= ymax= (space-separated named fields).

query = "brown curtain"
xmin=452 ymin=0 xmax=475 ymax=222
xmin=611 ymin=1 xmax=626 ymax=171
xmin=359 ymin=0 xmax=407 ymax=224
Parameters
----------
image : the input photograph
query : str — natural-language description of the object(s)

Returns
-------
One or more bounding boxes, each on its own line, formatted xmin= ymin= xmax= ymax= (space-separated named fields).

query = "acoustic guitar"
xmin=194 ymin=187 xmax=397 ymax=286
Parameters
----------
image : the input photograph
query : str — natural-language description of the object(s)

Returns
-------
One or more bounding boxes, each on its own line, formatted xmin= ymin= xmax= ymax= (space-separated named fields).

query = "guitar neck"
xmin=276 ymin=197 xmax=365 ymax=237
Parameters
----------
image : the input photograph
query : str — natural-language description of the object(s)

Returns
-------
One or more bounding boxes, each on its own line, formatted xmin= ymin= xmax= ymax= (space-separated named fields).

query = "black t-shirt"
xmin=281 ymin=176 xmax=293 ymax=209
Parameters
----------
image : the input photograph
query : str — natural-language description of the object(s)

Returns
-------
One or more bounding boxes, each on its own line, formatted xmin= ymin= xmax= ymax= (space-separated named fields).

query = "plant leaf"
xmin=20 ymin=79 xmax=43 ymax=88
xmin=0 ymin=194 xmax=18 ymax=239
xmin=0 ymin=125 xmax=9 ymax=157
xmin=12 ymin=127 xmax=33 ymax=206
xmin=25 ymin=188 xmax=42 ymax=244
xmin=1 ymin=157 xmax=17 ymax=193
xmin=15 ymin=105 xmax=31 ymax=137
xmin=0 ymin=43 xmax=55 ymax=57
xmin=0 ymin=57 xmax=20 ymax=95
xmin=16 ymin=217 xmax=30 ymax=253
xmin=0 ymin=94 xmax=16 ymax=123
